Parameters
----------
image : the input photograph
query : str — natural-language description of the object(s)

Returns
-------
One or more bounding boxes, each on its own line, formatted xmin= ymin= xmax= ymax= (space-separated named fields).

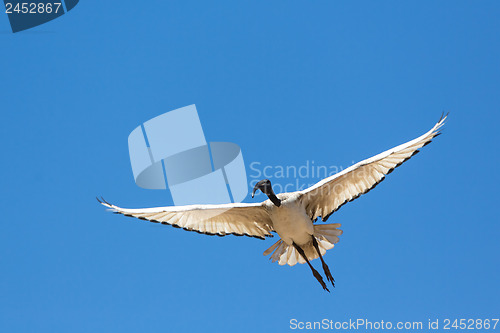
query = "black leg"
xmin=293 ymin=242 xmax=330 ymax=292
xmin=312 ymin=237 xmax=335 ymax=288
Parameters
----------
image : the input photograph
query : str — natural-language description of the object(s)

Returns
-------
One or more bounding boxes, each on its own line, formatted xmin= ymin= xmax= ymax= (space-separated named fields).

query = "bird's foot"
xmin=322 ymin=263 xmax=335 ymax=288
xmin=312 ymin=269 xmax=330 ymax=292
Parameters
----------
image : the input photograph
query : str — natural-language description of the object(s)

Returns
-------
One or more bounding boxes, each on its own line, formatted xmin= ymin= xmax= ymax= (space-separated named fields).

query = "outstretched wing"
xmin=299 ymin=114 xmax=447 ymax=222
xmin=99 ymin=199 xmax=274 ymax=239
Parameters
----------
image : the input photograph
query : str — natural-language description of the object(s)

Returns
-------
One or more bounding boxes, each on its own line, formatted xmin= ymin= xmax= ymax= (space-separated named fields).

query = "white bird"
xmin=99 ymin=114 xmax=447 ymax=292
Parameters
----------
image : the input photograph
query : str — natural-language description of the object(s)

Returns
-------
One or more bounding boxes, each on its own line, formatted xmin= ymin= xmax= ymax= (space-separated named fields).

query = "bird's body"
xmin=266 ymin=193 xmax=313 ymax=246
xmin=99 ymin=114 xmax=447 ymax=292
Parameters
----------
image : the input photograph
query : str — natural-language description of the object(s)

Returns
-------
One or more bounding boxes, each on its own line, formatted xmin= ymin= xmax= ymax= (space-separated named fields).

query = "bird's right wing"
xmin=299 ymin=114 xmax=447 ymax=222
xmin=99 ymin=199 xmax=274 ymax=239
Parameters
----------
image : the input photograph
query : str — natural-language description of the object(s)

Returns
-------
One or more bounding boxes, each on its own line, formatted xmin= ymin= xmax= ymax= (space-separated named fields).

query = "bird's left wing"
xmin=299 ymin=114 xmax=447 ymax=222
xmin=99 ymin=199 xmax=274 ymax=239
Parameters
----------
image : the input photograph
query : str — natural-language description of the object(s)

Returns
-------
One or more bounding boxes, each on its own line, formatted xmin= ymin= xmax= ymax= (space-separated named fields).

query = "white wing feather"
xmin=99 ymin=200 xmax=274 ymax=239
xmin=299 ymin=114 xmax=447 ymax=222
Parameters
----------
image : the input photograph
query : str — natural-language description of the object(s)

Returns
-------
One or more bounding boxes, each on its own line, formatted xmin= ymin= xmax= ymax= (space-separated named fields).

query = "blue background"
xmin=1 ymin=1 xmax=499 ymax=332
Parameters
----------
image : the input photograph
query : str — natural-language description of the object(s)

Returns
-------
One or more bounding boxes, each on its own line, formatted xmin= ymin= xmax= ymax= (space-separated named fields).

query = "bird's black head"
xmin=252 ymin=179 xmax=281 ymax=207
xmin=252 ymin=179 xmax=273 ymax=197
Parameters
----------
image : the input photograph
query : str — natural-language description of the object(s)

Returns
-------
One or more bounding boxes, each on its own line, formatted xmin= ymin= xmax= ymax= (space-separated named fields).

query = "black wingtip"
xmin=98 ymin=196 xmax=111 ymax=206
xmin=439 ymin=111 xmax=450 ymax=123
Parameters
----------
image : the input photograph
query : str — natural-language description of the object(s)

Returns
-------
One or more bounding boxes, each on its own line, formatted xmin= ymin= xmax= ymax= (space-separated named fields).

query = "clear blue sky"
xmin=1 ymin=1 xmax=499 ymax=332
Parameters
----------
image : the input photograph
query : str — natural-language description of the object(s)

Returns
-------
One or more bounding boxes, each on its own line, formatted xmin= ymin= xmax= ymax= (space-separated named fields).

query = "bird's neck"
xmin=267 ymin=193 xmax=281 ymax=207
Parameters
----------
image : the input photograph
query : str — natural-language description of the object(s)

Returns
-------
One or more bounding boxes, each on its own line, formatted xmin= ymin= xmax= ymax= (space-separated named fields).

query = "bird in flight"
xmin=99 ymin=114 xmax=447 ymax=292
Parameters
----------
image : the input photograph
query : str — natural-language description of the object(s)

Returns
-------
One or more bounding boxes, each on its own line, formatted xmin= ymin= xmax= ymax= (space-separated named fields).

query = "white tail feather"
xmin=263 ymin=223 xmax=343 ymax=266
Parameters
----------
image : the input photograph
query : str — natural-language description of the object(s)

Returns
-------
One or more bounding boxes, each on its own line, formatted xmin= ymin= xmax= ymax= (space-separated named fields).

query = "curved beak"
xmin=251 ymin=184 xmax=260 ymax=198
